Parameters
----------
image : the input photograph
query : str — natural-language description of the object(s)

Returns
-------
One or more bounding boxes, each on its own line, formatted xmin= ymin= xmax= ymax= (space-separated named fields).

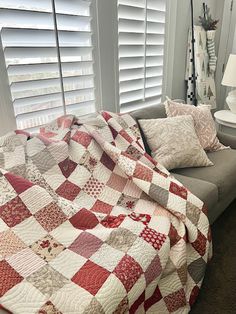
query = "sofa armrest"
xmin=217 ymin=131 xmax=236 ymax=149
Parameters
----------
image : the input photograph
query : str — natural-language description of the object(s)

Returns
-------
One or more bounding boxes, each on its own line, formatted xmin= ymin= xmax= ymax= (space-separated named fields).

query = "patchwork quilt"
xmin=0 ymin=112 xmax=212 ymax=314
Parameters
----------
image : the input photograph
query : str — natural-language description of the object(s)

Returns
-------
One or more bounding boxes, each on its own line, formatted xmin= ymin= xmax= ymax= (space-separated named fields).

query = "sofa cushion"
xmin=130 ymin=104 xmax=166 ymax=154
xmin=139 ymin=115 xmax=213 ymax=170
xmin=173 ymin=149 xmax=236 ymax=201
xmin=172 ymin=173 xmax=218 ymax=212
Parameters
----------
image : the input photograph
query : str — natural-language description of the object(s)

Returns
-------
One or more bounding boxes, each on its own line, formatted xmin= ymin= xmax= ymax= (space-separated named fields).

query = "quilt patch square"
xmin=12 ymin=216 xmax=47 ymax=246
xmin=49 ymin=249 xmax=87 ymax=279
xmin=83 ymin=177 xmax=104 ymax=198
xmin=106 ymin=228 xmax=137 ymax=253
xmin=72 ymin=260 xmax=110 ymax=296
xmin=107 ymin=173 xmax=127 ymax=192
xmin=4 ymin=172 xmax=33 ymax=195
xmin=6 ymin=247 xmax=46 ymax=278
xmin=56 ymin=180 xmax=81 ymax=201
xmin=100 ymin=152 xmax=115 ymax=171
xmin=91 ymin=200 xmax=113 ymax=214
xmin=0 ymin=196 xmax=31 ymax=227
xmin=113 ymin=255 xmax=143 ymax=292
xmin=164 ymin=288 xmax=187 ymax=312
xmin=27 ymin=264 xmax=69 ymax=297
xmin=69 ymin=232 xmax=103 ymax=259
xmin=31 ymin=148 xmax=57 ymax=174
xmin=169 ymin=182 xmax=188 ymax=200
xmin=59 ymin=158 xmax=77 ymax=178
xmin=0 ymin=260 xmax=23 ymax=297
xmin=140 ymin=227 xmax=167 ymax=251
xmin=30 ymin=235 xmax=65 ymax=262
xmin=133 ymin=163 xmax=153 ymax=182
xmin=69 ymin=208 xmax=99 ymax=230
xmin=72 ymin=131 xmax=92 ymax=148
xmin=0 ymin=230 xmax=27 ymax=258
xmin=90 ymin=244 xmax=125 ymax=272
xmin=34 ymin=203 xmax=67 ymax=232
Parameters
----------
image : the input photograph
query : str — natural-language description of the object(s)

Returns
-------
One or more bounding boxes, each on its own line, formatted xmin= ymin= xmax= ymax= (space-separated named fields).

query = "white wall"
xmin=170 ymin=0 xmax=225 ymax=104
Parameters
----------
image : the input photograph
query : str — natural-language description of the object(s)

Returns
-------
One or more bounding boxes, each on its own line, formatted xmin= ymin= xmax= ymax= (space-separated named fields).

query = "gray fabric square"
xmin=149 ymin=183 xmax=169 ymax=207
xmin=31 ymin=148 xmax=56 ymax=174
xmin=188 ymin=258 xmax=206 ymax=284
xmin=186 ymin=201 xmax=201 ymax=225
xmin=106 ymin=228 xmax=137 ymax=253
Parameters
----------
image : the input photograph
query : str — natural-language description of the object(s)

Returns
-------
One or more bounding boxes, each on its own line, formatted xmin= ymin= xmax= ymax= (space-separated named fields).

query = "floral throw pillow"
xmin=139 ymin=115 xmax=213 ymax=170
xmin=165 ymin=98 xmax=228 ymax=152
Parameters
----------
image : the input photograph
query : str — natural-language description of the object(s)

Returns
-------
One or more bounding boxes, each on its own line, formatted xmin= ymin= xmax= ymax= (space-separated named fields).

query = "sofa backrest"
xmin=130 ymin=104 xmax=166 ymax=155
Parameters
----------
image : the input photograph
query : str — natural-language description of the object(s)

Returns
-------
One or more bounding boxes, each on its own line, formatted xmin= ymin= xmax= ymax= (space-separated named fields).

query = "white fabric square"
xmin=69 ymin=141 xmax=86 ymax=164
xmin=0 ymin=219 xmax=8 ymax=232
xmin=98 ymin=186 xmax=121 ymax=206
xmin=6 ymin=248 xmax=46 ymax=277
xmin=127 ymin=238 xmax=156 ymax=271
xmin=93 ymin=163 xmax=112 ymax=184
xmin=48 ymin=141 xmax=68 ymax=163
xmin=90 ymin=244 xmax=125 ymax=272
xmin=50 ymin=282 xmax=93 ymax=313
xmin=4 ymin=146 xmax=25 ymax=169
xmin=1 ymin=282 xmax=46 ymax=314
xmin=96 ymin=274 xmax=127 ymax=312
xmin=49 ymin=249 xmax=87 ymax=279
xmin=68 ymin=165 xmax=91 ymax=188
xmin=20 ymin=186 xmax=53 ymax=214
xmin=13 ymin=217 xmax=47 ymax=245
xmin=26 ymin=137 xmax=46 ymax=157
xmin=44 ymin=165 xmax=66 ymax=190
xmin=50 ymin=221 xmax=82 ymax=247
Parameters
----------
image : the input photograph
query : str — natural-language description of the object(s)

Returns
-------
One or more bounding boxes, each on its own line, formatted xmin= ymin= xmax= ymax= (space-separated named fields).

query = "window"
xmin=118 ymin=0 xmax=166 ymax=111
xmin=0 ymin=0 xmax=96 ymax=131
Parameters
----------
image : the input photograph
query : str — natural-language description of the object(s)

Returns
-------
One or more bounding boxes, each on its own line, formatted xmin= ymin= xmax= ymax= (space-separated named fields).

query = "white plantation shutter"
xmin=118 ymin=0 xmax=166 ymax=111
xmin=0 ymin=0 xmax=96 ymax=131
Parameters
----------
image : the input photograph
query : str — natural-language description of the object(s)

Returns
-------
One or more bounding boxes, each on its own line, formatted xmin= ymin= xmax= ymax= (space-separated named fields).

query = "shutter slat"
xmin=118 ymin=0 xmax=166 ymax=111
xmin=1 ymin=0 xmax=96 ymax=129
xmin=2 ymin=28 xmax=92 ymax=47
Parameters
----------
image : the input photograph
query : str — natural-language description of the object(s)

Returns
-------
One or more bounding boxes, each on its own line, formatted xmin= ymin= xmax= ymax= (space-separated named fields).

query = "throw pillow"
xmin=139 ymin=115 xmax=213 ymax=170
xmin=165 ymin=98 xmax=228 ymax=151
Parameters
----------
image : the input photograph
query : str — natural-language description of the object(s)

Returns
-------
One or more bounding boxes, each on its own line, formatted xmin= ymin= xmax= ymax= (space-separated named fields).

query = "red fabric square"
xmin=0 ymin=261 xmax=23 ymax=297
xmin=91 ymin=200 xmax=113 ymax=214
xmin=133 ymin=164 xmax=153 ymax=182
xmin=72 ymin=260 xmax=110 ymax=295
xmin=144 ymin=255 xmax=162 ymax=285
xmin=0 ymin=196 xmax=31 ymax=228
xmin=140 ymin=227 xmax=166 ymax=250
xmin=59 ymin=158 xmax=77 ymax=178
xmin=169 ymin=182 xmax=188 ymax=200
xmin=164 ymin=288 xmax=186 ymax=312
xmin=144 ymin=286 xmax=162 ymax=311
xmin=130 ymin=291 xmax=145 ymax=314
xmin=119 ymin=130 xmax=133 ymax=144
xmin=192 ymin=231 xmax=207 ymax=256
xmin=4 ymin=173 xmax=33 ymax=195
xmin=69 ymin=208 xmax=99 ymax=230
xmin=107 ymin=174 xmax=127 ymax=192
xmin=113 ymin=255 xmax=143 ymax=292
xmin=69 ymin=232 xmax=103 ymax=258
xmin=56 ymin=180 xmax=81 ymax=201
xmin=72 ymin=131 xmax=92 ymax=148
xmin=100 ymin=153 xmax=115 ymax=171
xmin=34 ymin=203 xmax=67 ymax=232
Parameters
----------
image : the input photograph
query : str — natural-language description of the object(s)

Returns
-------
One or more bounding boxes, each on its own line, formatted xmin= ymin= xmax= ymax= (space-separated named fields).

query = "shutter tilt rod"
xmin=190 ymin=0 xmax=197 ymax=106
xmin=51 ymin=0 xmax=66 ymax=115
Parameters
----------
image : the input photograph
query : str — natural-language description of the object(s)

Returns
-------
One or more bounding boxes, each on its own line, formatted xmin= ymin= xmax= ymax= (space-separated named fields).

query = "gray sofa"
xmin=131 ymin=104 xmax=236 ymax=225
